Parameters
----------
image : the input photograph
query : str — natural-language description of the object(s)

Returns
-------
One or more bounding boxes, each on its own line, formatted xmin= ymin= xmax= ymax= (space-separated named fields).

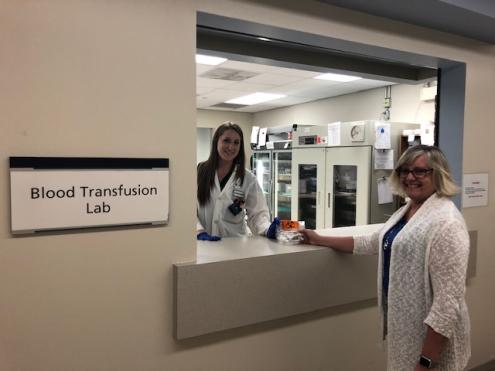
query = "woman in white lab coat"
xmin=197 ymin=122 xmax=274 ymax=240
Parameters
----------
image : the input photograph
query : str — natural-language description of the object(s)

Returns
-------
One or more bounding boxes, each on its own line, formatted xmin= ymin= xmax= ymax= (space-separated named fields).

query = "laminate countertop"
xmin=174 ymin=224 xmax=383 ymax=339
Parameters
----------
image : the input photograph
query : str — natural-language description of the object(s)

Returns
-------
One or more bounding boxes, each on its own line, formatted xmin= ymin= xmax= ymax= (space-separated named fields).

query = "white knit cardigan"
xmin=354 ymin=194 xmax=470 ymax=371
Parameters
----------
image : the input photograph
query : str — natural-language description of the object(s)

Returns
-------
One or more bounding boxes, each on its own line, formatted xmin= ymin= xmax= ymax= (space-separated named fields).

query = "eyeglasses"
xmin=396 ymin=167 xmax=433 ymax=178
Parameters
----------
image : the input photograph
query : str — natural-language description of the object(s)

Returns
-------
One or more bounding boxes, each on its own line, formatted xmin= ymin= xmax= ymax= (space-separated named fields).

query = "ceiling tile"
xmin=270 ymin=66 xmax=321 ymax=78
xmin=197 ymin=77 xmax=237 ymax=89
xmin=196 ymin=85 xmax=215 ymax=95
xmin=224 ymin=81 xmax=277 ymax=92
xmin=245 ymin=73 xmax=305 ymax=86
xmin=196 ymin=57 xmax=399 ymax=113
xmin=203 ymin=89 xmax=253 ymax=101
xmin=196 ymin=64 xmax=218 ymax=75
xmin=220 ymin=60 xmax=275 ymax=73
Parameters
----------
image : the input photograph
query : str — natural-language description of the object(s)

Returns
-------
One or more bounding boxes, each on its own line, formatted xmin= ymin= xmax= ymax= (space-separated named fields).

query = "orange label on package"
xmin=280 ymin=220 xmax=300 ymax=231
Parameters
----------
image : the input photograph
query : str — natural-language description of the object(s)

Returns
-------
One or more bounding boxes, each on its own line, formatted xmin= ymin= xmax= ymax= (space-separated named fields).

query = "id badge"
xmin=232 ymin=184 xmax=245 ymax=202
xmin=228 ymin=184 xmax=245 ymax=216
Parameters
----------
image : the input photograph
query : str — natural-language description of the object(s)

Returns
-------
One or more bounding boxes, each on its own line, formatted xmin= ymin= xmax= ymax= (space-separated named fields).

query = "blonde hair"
xmin=389 ymin=145 xmax=459 ymax=198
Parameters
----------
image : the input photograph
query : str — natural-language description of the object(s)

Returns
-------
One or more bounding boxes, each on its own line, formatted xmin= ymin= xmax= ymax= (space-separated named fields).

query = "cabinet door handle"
xmin=317 ymin=191 xmax=320 ymax=206
xmin=328 ymin=193 xmax=331 ymax=208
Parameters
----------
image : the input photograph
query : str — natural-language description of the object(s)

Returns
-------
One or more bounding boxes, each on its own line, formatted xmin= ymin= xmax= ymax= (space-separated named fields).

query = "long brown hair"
xmin=197 ymin=122 xmax=246 ymax=206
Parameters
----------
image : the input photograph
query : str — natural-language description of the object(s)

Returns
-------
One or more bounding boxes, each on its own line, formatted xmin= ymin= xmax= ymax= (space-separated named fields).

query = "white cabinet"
xmin=291 ymin=148 xmax=326 ymax=229
xmin=291 ymin=146 xmax=371 ymax=229
xmin=324 ymin=146 xmax=371 ymax=228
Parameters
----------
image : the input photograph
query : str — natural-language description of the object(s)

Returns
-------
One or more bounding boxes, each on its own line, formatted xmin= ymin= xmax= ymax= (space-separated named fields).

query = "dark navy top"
xmin=382 ymin=217 xmax=407 ymax=297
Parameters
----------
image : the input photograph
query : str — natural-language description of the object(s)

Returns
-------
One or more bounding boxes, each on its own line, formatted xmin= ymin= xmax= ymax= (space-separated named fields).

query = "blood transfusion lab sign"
xmin=10 ymin=157 xmax=169 ymax=234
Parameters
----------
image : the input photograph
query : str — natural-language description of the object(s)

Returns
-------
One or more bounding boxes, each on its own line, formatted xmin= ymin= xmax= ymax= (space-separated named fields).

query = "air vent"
xmin=200 ymin=68 xmax=259 ymax=81
xmin=211 ymin=103 xmax=248 ymax=109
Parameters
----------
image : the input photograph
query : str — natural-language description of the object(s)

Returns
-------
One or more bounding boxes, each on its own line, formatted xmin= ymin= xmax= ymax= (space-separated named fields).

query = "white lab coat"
xmin=197 ymin=168 xmax=271 ymax=237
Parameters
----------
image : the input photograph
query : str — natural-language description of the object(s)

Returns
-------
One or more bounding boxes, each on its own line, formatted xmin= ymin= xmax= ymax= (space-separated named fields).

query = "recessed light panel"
xmin=195 ymin=54 xmax=227 ymax=66
xmin=226 ymin=92 xmax=286 ymax=105
xmin=314 ymin=73 xmax=362 ymax=82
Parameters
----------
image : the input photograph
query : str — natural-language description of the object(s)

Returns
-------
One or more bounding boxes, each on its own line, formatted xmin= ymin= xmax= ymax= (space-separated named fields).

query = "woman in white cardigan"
xmin=302 ymin=145 xmax=470 ymax=371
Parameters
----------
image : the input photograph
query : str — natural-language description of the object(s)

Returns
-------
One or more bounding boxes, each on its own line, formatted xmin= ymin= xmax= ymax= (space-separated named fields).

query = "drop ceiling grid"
xmin=196 ymin=59 xmax=396 ymax=112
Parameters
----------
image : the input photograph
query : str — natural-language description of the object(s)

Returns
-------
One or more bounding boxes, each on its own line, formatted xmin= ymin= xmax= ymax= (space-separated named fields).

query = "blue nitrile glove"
xmin=197 ymin=231 xmax=221 ymax=241
xmin=266 ymin=217 xmax=280 ymax=239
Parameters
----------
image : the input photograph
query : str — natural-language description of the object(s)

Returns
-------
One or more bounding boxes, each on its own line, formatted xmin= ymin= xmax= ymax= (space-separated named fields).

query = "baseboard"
xmin=470 ymin=359 xmax=495 ymax=371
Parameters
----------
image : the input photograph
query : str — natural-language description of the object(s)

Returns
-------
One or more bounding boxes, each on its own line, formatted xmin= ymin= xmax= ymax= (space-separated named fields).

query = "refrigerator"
xmin=291 ymin=120 xmax=420 ymax=229
xmin=251 ymin=124 xmax=303 ymax=220
xmin=252 ymin=149 xmax=292 ymax=220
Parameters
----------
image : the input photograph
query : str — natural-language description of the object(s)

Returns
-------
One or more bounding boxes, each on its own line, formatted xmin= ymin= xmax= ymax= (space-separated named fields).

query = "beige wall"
xmin=1 ymin=1 xmax=494 ymax=371
xmin=0 ymin=1 xmax=198 ymax=370
xmin=197 ymin=85 xmax=434 ymax=164
xmin=252 ymin=83 xmax=435 ymax=126
xmin=197 ymin=109 xmax=254 ymax=159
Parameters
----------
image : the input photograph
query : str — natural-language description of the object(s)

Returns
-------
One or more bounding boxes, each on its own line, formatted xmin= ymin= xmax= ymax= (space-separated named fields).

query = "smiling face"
xmin=217 ymin=129 xmax=241 ymax=164
xmin=400 ymin=154 xmax=436 ymax=204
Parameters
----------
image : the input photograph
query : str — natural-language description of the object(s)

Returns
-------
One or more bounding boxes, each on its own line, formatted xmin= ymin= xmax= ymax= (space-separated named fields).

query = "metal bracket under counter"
xmin=173 ymin=225 xmax=382 ymax=340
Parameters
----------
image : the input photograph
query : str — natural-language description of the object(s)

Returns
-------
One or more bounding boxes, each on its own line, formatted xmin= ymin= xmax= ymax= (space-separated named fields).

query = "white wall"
xmin=1 ymin=1 xmax=494 ymax=370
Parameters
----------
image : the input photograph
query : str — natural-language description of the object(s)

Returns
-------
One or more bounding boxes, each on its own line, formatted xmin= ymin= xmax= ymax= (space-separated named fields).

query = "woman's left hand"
xmin=266 ymin=217 xmax=280 ymax=239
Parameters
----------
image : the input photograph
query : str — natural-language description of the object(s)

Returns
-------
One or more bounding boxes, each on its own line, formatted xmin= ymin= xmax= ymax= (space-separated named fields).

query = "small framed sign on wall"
xmin=9 ymin=157 xmax=169 ymax=234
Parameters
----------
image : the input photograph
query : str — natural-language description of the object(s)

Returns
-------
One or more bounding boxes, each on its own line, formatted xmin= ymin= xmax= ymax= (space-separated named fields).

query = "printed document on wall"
xmin=375 ymin=122 xmax=391 ymax=149
xmin=463 ymin=173 xmax=489 ymax=208
xmin=251 ymin=126 xmax=260 ymax=145
xmin=420 ymin=123 xmax=435 ymax=145
xmin=374 ymin=149 xmax=394 ymax=170
xmin=377 ymin=177 xmax=393 ymax=204
xmin=327 ymin=122 xmax=341 ymax=146
xmin=258 ymin=128 xmax=267 ymax=147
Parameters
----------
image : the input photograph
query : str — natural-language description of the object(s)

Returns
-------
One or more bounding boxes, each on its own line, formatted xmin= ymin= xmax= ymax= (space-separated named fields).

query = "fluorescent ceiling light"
xmin=226 ymin=92 xmax=286 ymax=105
xmin=314 ymin=73 xmax=362 ymax=82
xmin=195 ymin=54 xmax=227 ymax=66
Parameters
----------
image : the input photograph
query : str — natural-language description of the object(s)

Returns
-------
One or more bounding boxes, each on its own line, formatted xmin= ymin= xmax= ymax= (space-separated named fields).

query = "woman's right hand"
xmin=300 ymin=230 xmax=354 ymax=253
xmin=300 ymin=229 xmax=321 ymax=245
